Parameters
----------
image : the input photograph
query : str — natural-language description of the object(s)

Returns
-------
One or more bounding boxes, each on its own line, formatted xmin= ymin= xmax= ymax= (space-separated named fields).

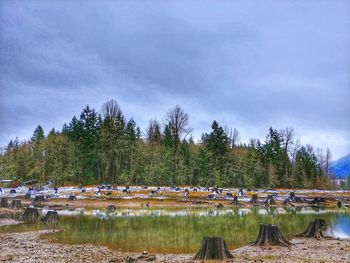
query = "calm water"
xmin=1 ymin=207 xmax=350 ymax=253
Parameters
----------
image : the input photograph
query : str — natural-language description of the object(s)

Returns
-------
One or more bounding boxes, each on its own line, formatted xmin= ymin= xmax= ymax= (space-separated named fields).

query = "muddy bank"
xmin=0 ymin=228 xmax=349 ymax=262
xmin=0 ymin=230 xmax=193 ymax=263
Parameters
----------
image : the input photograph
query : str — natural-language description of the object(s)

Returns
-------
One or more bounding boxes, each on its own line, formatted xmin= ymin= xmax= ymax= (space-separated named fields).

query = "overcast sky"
xmin=0 ymin=0 xmax=349 ymax=159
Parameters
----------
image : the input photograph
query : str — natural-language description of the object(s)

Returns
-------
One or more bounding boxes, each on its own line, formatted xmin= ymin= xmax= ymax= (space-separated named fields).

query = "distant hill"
xmin=329 ymin=154 xmax=350 ymax=179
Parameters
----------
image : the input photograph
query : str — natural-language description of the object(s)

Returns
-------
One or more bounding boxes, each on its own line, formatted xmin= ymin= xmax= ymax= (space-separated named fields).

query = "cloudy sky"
xmin=0 ymin=0 xmax=349 ymax=159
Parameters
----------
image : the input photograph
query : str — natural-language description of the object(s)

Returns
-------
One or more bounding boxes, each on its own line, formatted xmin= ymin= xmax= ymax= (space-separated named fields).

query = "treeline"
xmin=0 ymin=100 xmax=333 ymax=188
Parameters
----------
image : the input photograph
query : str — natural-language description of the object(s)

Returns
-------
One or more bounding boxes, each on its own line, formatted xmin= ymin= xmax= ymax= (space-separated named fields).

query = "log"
xmin=295 ymin=219 xmax=327 ymax=239
xmin=249 ymin=194 xmax=259 ymax=205
xmin=41 ymin=211 xmax=59 ymax=226
xmin=264 ymin=195 xmax=276 ymax=206
xmin=10 ymin=199 xmax=24 ymax=210
xmin=0 ymin=197 xmax=9 ymax=208
xmin=253 ymin=224 xmax=292 ymax=246
xmin=193 ymin=236 xmax=233 ymax=260
xmin=309 ymin=197 xmax=326 ymax=205
xmin=22 ymin=207 xmax=39 ymax=222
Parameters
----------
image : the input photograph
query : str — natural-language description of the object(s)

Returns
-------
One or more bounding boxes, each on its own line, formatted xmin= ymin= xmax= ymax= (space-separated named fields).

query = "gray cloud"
xmin=0 ymin=0 xmax=349 ymax=159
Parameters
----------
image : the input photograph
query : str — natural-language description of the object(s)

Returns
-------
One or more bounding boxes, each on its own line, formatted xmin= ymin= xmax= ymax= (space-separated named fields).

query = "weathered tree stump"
xmin=107 ymin=205 xmax=116 ymax=213
xmin=231 ymin=195 xmax=239 ymax=205
xmin=253 ymin=224 xmax=292 ymax=246
xmin=0 ymin=197 xmax=9 ymax=208
xmin=193 ymin=236 xmax=233 ymax=260
xmin=217 ymin=203 xmax=224 ymax=209
xmin=10 ymin=199 xmax=24 ymax=210
xmin=67 ymin=195 xmax=77 ymax=201
xmin=264 ymin=195 xmax=276 ymax=206
xmin=41 ymin=211 xmax=59 ymax=227
xmin=238 ymin=188 xmax=244 ymax=196
xmin=22 ymin=207 xmax=39 ymax=222
xmin=337 ymin=201 xmax=342 ymax=208
xmin=33 ymin=195 xmax=45 ymax=206
xmin=295 ymin=219 xmax=327 ymax=239
xmin=284 ymin=192 xmax=305 ymax=204
xmin=249 ymin=194 xmax=259 ymax=205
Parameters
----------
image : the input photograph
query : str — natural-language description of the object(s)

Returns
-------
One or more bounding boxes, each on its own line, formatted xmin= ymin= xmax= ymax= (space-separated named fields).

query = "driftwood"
xmin=284 ymin=192 xmax=306 ymax=204
xmin=137 ymin=251 xmax=156 ymax=261
xmin=41 ymin=211 xmax=59 ymax=227
xmin=193 ymin=236 xmax=233 ymax=260
xmin=253 ymin=224 xmax=292 ymax=246
xmin=309 ymin=197 xmax=326 ymax=206
xmin=22 ymin=207 xmax=39 ymax=222
xmin=249 ymin=194 xmax=259 ymax=205
xmin=264 ymin=195 xmax=276 ymax=206
xmin=10 ymin=199 xmax=24 ymax=210
xmin=0 ymin=197 xmax=9 ymax=208
xmin=296 ymin=219 xmax=327 ymax=239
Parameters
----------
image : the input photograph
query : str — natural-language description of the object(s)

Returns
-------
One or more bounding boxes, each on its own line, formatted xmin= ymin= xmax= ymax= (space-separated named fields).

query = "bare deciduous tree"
xmin=147 ymin=119 xmax=161 ymax=143
xmin=225 ymin=126 xmax=240 ymax=147
xmin=165 ymin=105 xmax=192 ymax=145
xmin=280 ymin=127 xmax=294 ymax=156
xmin=102 ymin=99 xmax=123 ymax=122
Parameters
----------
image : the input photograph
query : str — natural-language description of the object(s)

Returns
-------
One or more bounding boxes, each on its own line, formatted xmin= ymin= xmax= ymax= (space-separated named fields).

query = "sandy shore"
xmin=0 ymin=223 xmax=349 ymax=262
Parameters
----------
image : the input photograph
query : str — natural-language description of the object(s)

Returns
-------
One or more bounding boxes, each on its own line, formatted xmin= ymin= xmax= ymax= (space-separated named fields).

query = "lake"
xmin=1 ymin=207 xmax=349 ymax=253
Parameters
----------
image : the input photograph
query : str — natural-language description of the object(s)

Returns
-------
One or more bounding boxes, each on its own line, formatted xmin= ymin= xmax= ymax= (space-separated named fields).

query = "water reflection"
xmin=1 ymin=207 xmax=349 ymax=253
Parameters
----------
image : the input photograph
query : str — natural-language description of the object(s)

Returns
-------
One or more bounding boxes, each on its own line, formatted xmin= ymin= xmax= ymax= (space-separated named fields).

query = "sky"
xmin=0 ymin=0 xmax=349 ymax=159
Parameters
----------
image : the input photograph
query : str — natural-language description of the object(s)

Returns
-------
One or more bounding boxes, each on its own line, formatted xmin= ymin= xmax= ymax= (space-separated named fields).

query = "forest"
xmin=0 ymin=100 xmax=334 ymax=189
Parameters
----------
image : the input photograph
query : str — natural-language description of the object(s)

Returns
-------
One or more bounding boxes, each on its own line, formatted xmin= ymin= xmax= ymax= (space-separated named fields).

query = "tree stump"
xmin=193 ymin=236 xmax=233 ymax=260
xmin=41 ymin=211 xmax=59 ymax=227
xmin=33 ymin=195 xmax=45 ymax=206
xmin=10 ymin=199 xmax=24 ymax=210
xmin=253 ymin=224 xmax=292 ymax=246
xmin=107 ymin=205 xmax=116 ymax=213
xmin=22 ymin=207 xmax=39 ymax=222
xmin=284 ymin=192 xmax=305 ymax=204
xmin=295 ymin=219 xmax=327 ymax=239
xmin=67 ymin=195 xmax=77 ymax=201
xmin=0 ymin=197 xmax=9 ymax=208
xmin=264 ymin=195 xmax=276 ymax=206
xmin=249 ymin=194 xmax=259 ymax=205
xmin=238 ymin=188 xmax=244 ymax=196
xmin=217 ymin=203 xmax=224 ymax=209
xmin=231 ymin=195 xmax=239 ymax=205
xmin=337 ymin=201 xmax=342 ymax=208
